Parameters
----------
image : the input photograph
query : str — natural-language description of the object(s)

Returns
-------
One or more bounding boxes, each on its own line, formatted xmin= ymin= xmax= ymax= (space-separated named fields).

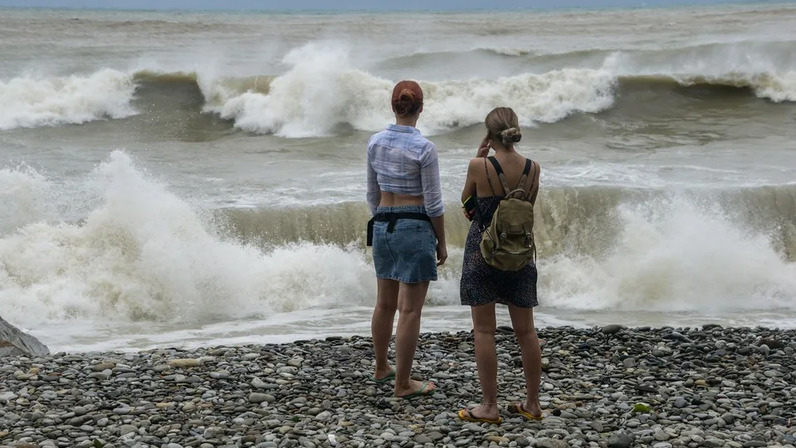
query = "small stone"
xmin=414 ymin=434 xmax=432 ymax=444
xmin=92 ymin=362 xmax=116 ymax=371
xmin=602 ymin=324 xmax=624 ymax=334
xmin=119 ymin=425 xmax=137 ymax=436
xmin=314 ymin=411 xmax=332 ymax=421
xmin=168 ymin=358 xmax=202 ymax=368
xmin=536 ymin=438 xmax=569 ymax=448
xmin=288 ymin=357 xmax=304 ymax=367
xmin=249 ymin=393 xmax=271 ymax=403
xmin=608 ymin=433 xmax=635 ymax=448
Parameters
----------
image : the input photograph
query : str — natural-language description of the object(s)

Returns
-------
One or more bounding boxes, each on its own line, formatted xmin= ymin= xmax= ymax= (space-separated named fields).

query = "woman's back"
xmin=471 ymin=151 xmax=539 ymax=203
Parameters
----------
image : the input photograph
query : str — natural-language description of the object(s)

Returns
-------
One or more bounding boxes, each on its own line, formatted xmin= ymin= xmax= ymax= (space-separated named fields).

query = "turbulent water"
xmin=1 ymin=4 xmax=795 ymax=352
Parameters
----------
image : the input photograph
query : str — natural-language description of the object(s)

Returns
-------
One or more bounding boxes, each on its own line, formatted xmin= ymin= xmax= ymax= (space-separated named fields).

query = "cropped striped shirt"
xmin=366 ymin=124 xmax=445 ymax=218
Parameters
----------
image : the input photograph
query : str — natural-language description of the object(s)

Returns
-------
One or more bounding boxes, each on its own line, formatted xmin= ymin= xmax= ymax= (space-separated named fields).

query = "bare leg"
xmin=372 ymin=278 xmax=399 ymax=380
xmin=508 ymin=304 xmax=542 ymax=417
xmin=393 ymin=281 xmax=436 ymax=397
xmin=466 ymin=303 xmax=500 ymax=420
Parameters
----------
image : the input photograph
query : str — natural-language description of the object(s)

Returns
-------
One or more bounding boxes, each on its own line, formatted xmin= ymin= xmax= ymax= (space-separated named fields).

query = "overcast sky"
xmin=0 ymin=0 xmax=778 ymax=11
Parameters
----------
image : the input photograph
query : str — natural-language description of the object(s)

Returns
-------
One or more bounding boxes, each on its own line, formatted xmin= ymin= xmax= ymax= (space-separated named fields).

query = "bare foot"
xmin=464 ymin=403 xmax=500 ymax=422
xmin=373 ymin=366 xmax=394 ymax=382
xmin=394 ymin=379 xmax=436 ymax=398
xmin=522 ymin=401 xmax=543 ymax=419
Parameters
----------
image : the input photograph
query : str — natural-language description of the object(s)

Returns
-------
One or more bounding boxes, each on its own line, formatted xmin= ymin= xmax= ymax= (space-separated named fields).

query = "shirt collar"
xmin=387 ymin=124 xmax=419 ymax=134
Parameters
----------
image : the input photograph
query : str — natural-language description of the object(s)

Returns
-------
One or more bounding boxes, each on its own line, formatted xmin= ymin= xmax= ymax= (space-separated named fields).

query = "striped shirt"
xmin=366 ymin=124 xmax=444 ymax=218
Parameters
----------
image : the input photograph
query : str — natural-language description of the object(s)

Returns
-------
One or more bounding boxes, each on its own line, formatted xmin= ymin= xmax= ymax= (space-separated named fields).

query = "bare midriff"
xmin=379 ymin=191 xmax=425 ymax=208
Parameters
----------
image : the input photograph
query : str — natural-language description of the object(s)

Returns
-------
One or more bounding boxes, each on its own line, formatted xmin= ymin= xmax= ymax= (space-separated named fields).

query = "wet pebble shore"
xmin=1 ymin=325 xmax=795 ymax=448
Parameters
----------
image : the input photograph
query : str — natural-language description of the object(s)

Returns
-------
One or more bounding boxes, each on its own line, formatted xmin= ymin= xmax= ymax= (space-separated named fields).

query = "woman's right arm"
xmin=420 ymin=143 xmax=447 ymax=266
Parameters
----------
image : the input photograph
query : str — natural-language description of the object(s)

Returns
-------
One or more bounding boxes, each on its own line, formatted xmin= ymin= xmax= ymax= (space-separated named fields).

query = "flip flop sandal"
xmin=507 ymin=402 xmax=544 ymax=421
xmin=396 ymin=381 xmax=435 ymax=400
xmin=372 ymin=368 xmax=396 ymax=384
xmin=457 ymin=408 xmax=502 ymax=425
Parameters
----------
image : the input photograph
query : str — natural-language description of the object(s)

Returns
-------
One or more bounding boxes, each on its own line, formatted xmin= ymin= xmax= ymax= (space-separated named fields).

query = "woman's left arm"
xmin=461 ymin=158 xmax=478 ymax=204
xmin=366 ymin=147 xmax=381 ymax=216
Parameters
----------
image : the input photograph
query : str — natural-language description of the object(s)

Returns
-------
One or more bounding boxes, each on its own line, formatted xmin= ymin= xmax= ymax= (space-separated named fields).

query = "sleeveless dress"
xmin=460 ymin=196 xmax=538 ymax=308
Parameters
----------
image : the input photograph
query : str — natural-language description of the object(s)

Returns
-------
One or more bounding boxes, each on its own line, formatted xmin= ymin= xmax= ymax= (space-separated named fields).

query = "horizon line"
xmin=0 ymin=0 xmax=789 ymax=14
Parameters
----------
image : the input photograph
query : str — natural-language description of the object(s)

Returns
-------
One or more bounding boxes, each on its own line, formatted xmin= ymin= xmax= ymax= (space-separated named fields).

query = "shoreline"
xmin=1 ymin=326 xmax=794 ymax=448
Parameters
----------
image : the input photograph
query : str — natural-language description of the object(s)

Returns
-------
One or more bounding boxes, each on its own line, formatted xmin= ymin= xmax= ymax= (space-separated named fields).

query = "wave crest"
xmin=1 ymin=43 xmax=794 ymax=134
xmin=0 ymin=69 xmax=137 ymax=130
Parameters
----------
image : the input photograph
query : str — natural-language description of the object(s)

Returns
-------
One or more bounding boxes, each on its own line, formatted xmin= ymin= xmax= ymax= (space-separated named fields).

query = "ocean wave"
xmin=0 ymin=151 xmax=374 ymax=325
xmin=0 ymin=152 xmax=793 ymax=328
xmin=1 ymin=44 xmax=794 ymax=133
xmin=0 ymin=69 xmax=137 ymax=130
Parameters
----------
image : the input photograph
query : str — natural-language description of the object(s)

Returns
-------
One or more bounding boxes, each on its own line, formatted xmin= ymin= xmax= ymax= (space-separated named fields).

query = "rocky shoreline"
xmin=1 ymin=325 xmax=794 ymax=448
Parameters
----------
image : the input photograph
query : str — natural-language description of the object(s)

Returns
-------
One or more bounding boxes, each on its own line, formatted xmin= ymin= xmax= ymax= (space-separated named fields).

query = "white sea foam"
xmin=201 ymin=42 xmax=617 ymax=137
xmin=0 ymin=151 xmax=376 ymax=328
xmin=0 ymin=42 xmax=793 ymax=134
xmin=0 ymin=69 xmax=137 ymax=130
xmin=204 ymin=42 xmax=392 ymax=137
xmin=754 ymin=71 xmax=796 ymax=102
xmin=0 ymin=165 xmax=54 ymax=235
xmin=2 ymin=153 xmax=793 ymax=327
xmin=542 ymin=197 xmax=796 ymax=313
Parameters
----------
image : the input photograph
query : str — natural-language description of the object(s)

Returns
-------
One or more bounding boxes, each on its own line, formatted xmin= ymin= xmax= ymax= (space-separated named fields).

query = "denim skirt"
xmin=372 ymin=205 xmax=437 ymax=283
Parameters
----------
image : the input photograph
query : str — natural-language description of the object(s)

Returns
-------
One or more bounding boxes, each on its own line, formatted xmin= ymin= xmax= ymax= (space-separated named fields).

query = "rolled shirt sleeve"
xmin=420 ymin=142 xmax=444 ymax=217
xmin=366 ymin=145 xmax=380 ymax=216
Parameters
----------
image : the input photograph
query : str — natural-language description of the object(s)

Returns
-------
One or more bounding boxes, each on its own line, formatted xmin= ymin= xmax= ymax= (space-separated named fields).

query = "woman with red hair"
xmin=366 ymin=80 xmax=447 ymax=399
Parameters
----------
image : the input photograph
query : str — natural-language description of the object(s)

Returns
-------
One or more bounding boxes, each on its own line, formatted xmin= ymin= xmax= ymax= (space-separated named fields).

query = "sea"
xmin=1 ymin=3 xmax=795 ymax=353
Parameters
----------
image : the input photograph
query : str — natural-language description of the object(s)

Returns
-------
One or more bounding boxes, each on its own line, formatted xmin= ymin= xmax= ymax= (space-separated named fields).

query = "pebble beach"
xmin=1 ymin=326 xmax=795 ymax=448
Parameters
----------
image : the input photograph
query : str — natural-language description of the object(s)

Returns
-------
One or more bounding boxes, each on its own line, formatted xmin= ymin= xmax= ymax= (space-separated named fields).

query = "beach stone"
xmin=426 ymin=431 xmax=444 ymax=442
xmin=0 ymin=327 xmax=793 ymax=448
xmin=622 ymin=357 xmax=637 ymax=368
xmin=119 ymin=425 xmax=137 ymax=436
xmin=288 ymin=357 xmax=304 ymax=367
xmin=608 ymin=433 xmax=635 ymax=448
xmin=167 ymin=358 xmax=202 ymax=368
xmin=414 ymin=434 xmax=432 ymax=444
xmin=602 ymin=324 xmax=624 ymax=335
xmin=248 ymin=393 xmax=271 ymax=403
xmin=92 ymin=362 xmax=116 ymax=371
xmin=0 ymin=315 xmax=50 ymax=357
xmin=536 ymin=438 xmax=570 ymax=448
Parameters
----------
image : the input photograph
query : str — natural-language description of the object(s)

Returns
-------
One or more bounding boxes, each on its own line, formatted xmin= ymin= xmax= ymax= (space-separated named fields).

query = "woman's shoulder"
xmin=467 ymin=157 xmax=485 ymax=171
xmin=368 ymin=129 xmax=389 ymax=144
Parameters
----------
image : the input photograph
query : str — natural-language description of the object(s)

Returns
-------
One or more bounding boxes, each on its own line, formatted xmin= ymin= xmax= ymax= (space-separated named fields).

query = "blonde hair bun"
xmin=500 ymin=127 xmax=522 ymax=145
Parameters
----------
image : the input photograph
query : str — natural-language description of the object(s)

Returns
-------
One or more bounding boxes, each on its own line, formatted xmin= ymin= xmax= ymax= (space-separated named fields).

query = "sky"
xmin=0 ymin=0 xmax=778 ymax=11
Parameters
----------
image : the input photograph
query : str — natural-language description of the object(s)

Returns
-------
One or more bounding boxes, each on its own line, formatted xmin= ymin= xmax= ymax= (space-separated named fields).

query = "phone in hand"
xmin=462 ymin=195 xmax=477 ymax=221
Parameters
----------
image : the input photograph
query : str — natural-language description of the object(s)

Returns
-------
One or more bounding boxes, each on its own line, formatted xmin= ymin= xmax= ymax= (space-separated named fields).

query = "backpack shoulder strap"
xmin=487 ymin=156 xmax=512 ymax=196
xmin=526 ymin=159 xmax=540 ymax=204
xmin=484 ymin=157 xmax=497 ymax=196
xmin=516 ymin=158 xmax=533 ymax=192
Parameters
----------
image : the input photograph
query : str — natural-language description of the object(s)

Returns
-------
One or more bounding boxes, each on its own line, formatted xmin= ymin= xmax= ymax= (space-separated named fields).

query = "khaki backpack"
xmin=479 ymin=156 xmax=538 ymax=271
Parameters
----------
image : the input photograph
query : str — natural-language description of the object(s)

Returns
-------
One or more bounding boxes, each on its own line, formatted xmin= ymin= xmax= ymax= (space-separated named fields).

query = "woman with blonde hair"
xmin=457 ymin=107 xmax=542 ymax=423
xmin=366 ymin=80 xmax=447 ymax=399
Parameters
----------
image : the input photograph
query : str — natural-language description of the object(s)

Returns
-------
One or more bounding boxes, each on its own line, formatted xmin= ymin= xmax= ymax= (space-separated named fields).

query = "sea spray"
xmin=0 ymin=69 xmax=137 ymax=130
xmin=0 ymin=152 xmax=375 ymax=326
xmin=543 ymin=197 xmax=796 ymax=312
